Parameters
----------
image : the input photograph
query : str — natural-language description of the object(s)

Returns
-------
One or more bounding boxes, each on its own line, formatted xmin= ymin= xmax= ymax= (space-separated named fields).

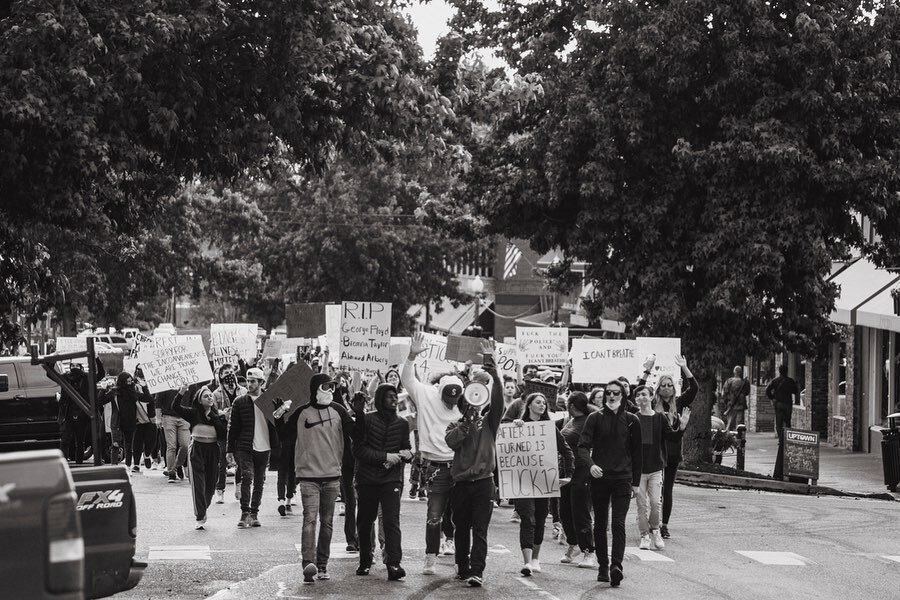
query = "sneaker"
xmin=194 ymin=518 xmax=206 ymax=530
xmin=443 ymin=538 xmax=455 ymax=556
xmin=176 ymin=466 xmax=185 ymax=480
xmin=387 ymin=565 xmax=406 ymax=581
xmin=408 ymin=488 xmax=418 ymax=500
xmin=561 ymin=544 xmax=581 ymax=564
xmin=238 ymin=512 xmax=250 ymax=528
xmin=168 ymin=472 xmax=177 ymax=483
xmin=302 ymin=563 xmax=317 ymax=584
xmin=650 ymin=529 xmax=665 ymax=550
xmin=660 ymin=524 xmax=670 ymax=539
xmin=639 ymin=534 xmax=651 ymax=550
xmin=529 ymin=559 xmax=541 ymax=573
xmin=578 ymin=552 xmax=598 ymax=569
xmin=520 ymin=564 xmax=532 ymax=577
xmin=439 ymin=538 xmax=447 ymax=555
xmin=278 ymin=503 xmax=286 ymax=517
xmin=418 ymin=491 xmax=427 ymax=501
xmin=552 ymin=521 xmax=564 ymax=544
xmin=316 ymin=567 xmax=330 ymax=580
xmin=144 ymin=457 xmax=152 ymax=469
xmin=285 ymin=504 xmax=293 ymax=515
xmin=250 ymin=513 xmax=261 ymax=527
xmin=422 ymin=554 xmax=437 ymax=575
xmin=226 ymin=466 xmax=236 ymax=477
xmin=356 ymin=565 xmax=371 ymax=576
xmin=215 ymin=490 xmax=224 ymax=504
xmin=466 ymin=574 xmax=483 ymax=587
xmin=610 ymin=565 xmax=623 ymax=587
xmin=456 ymin=564 xmax=471 ymax=580
xmin=346 ymin=544 xmax=359 ymax=553
xmin=131 ymin=465 xmax=140 ymax=473
xmin=597 ymin=566 xmax=610 ymax=582
xmin=338 ymin=503 xmax=345 ymax=516
xmin=509 ymin=510 xmax=521 ymax=523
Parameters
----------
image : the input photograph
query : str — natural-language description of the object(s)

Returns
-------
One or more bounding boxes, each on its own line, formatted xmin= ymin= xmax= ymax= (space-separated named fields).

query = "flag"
xmin=503 ymin=243 xmax=523 ymax=279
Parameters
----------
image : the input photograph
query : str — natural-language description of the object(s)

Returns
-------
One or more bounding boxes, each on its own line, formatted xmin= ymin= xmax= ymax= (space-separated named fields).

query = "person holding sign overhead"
xmin=577 ymin=379 xmax=642 ymax=587
xmin=509 ymin=393 xmax=574 ymax=577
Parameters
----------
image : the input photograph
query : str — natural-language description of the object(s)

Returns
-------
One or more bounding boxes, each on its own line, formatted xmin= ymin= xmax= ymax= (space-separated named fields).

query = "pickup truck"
xmin=0 ymin=449 xmax=146 ymax=599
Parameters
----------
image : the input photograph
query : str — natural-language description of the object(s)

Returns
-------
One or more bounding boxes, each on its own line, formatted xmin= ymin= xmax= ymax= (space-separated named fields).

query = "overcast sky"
xmin=404 ymin=0 xmax=454 ymax=60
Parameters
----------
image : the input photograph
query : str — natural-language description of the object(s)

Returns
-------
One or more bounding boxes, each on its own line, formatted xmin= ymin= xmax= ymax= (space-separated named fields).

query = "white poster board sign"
xmin=570 ymin=338 xmax=639 ymax=384
xmin=516 ymin=327 xmax=569 ymax=366
xmin=55 ymin=337 xmax=88 ymax=366
xmin=325 ymin=305 xmax=342 ymax=366
xmin=209 ymin=323 xmax=258 ymax=369
xmin=339 ymin=301 xmax=391 ymax=373
xmin=412 ymin=332 xmax=457 ymax=382
xmin=495 ymin=422 xmax=561 ymax=499
xmin=389 ymin=337 xmax=411 ymax=368
xmin=495 ymin=342 xmax=519 ymax=382
xmin=636 ymin=337 xmax=682 ymax=394
xmin=137 ymin=335 xmax=214 ymax=394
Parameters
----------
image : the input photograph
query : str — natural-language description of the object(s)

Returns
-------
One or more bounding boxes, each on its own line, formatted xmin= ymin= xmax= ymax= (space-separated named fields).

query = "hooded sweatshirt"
xmin=444 ymin=362 xmax=504 ymax=482
xmin=351 ymin=383 xmax=411 ymax=485
xmin=400 ymin=364 xmax=462 ymax=462
xmin=291 ymin=373 xmax=354 ymax=481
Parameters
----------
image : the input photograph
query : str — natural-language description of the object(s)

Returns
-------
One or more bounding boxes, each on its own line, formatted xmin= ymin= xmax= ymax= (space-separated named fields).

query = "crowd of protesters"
xmin=57 ymin=331 xmax=701 ymax=589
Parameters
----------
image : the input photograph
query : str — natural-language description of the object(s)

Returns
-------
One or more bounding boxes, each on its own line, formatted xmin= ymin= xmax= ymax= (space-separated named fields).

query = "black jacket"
xmin=659 ymin=376 xmax=698 ymax=463
xmin=227 ymin=394 xmax=280 ymax=455
xmin=578 ymin=405 xmax=643 ymax=487
xmin=352 ymin=384 xmax=412 ymax=486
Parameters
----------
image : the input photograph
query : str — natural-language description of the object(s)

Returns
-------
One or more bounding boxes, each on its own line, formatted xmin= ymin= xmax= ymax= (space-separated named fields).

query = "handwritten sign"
xmin=516 ymin=327 xmax=569 ymax=366
xmin=325 ymin=305 xmax=342 ymax=366
xmin=445 ymin=335 xmax=484 ymax=363
xmin=637 ymin=337 xmax=682 ymax=394
xmin=495 ymin=422 xmax=560 ymax=499
xmin=256 ymin=361 xmax=316 ymax=423
xmin=412 ymin=332 xmax=456 ymax=381
xmin=523 ymin=380 xmax=560 ymax=410
xmin=286 ymin=303 xmax=327 ymax=337
xmin=55 ymin=337 xmax=88 ymax=366
xmin=261 ymin=338 xmax=283 ymax=360
xmin=496 ymin=342 xmax=519 ymax=382
xmin=339 ymin=301 xmax=391 ymax=373
xmin=785 ymin=429 xmax=819 ymax=481
xmin=570 ymin=339 xmax=638 ymax=384
xmin=136 ymin=335 xmax=214 ymax=394
xmin=209 ymin=324 xmax=258 ymax=369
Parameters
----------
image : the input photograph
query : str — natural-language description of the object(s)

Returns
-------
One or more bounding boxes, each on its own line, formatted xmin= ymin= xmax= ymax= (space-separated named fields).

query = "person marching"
xmin=558 ymin=392 xmax=599 ymax=568
xmin=652 ymin=355 xmax=697 ymax=539
xmin=578 ymin=379 xmax=642 ymax=587
xmin=509 ymin=393 xmax=574 ymax=576
xmin=173 ymin=386 xmax=228 ymax=529
xmin=351 ymin=383 xmax=413 ymax=580
xmin=212 ymin=363 xmax=246 ymax=504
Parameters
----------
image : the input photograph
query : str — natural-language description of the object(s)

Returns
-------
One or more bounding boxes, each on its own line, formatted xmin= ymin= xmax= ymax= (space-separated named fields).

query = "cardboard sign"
xmin=136 ymin=335 xmax=214 ymax=394
xmin=209 ymin=324 xmax=258 ymax=369
xmin=411 ymin=333 xmax=456 ymax=381
xmin=495 ymin=421 xmax=561 ymax=499
xmin=637 ymin=337 xmax=682 ymax=394
xmin=325 ymin=305 xmax=342 ymax=366
xmin=54 ymin=337 xmax=88 ymax=366
xmin=495 ymin=342 xmax=519 ymax=382
xmin=286 ymin=303 xmax=328 ymax=338
xmin=784 ymin=429 xmax=820 ymax=481
xmin=255 ymin=361 xmax=316 ymax=424
xmin=445 ymin=335 xmax=484 ymax=363
xmin=516 ymin=327 xmax=569 ymax=366
xmin=523 ymin=379 xmax=560 ymax=409
xmin=339 ymin=301 xmax=391 ymax=373
xmin=570 ymin=338 xmax=638 ymax=384
xmin=261 ymin=338 xmax=283 ymax=360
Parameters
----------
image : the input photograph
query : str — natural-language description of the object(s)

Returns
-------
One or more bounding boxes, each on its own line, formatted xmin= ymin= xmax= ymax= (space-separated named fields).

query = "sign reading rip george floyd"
xmin=495 ymin=422 xmax=561 ymax=499
xmin=136 ymin=335 xmax=214 ymax=394
xmin=286 ymin=303 xmax=328 ymax=338
xmin=516 ymin=327 xmax=569 ymax=366
xmin=339 ymin=302 xmax=391 ymax=373
xmin=209 ymin=324 xmax=258 ymax=369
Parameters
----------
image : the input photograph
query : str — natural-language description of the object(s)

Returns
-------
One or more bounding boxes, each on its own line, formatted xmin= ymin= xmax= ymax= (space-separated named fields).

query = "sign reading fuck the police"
xmin=340 ymin=301 xmax=391 ymax=373
xmin=495 ymin=421 xmax=561 ymax=499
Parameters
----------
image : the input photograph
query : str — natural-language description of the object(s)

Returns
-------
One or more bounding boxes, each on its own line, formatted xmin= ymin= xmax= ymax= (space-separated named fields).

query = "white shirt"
xmin=251 ymin=395 xmax=271 ymax=452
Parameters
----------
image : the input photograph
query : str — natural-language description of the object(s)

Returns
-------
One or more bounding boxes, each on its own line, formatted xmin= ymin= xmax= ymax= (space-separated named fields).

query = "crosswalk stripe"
xmin=488 ymin=544 xmax=511 ymax=554
xmin=735 ymin=551 xmax=808 ymax=565
xmin=883 ymin=556 xmax=900 ymax=563
xmin=294 ymin=543 xmax=358 ymax=560
xmin=149 ymin=545 xmax=211 ymax=560
xmin=624 ymin=547 xmax=675 ymax=562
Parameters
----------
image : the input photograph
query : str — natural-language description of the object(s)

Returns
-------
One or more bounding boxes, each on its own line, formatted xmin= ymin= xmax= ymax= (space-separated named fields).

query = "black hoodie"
xmin=288 ymin=373 xmax=354 ymax=480
xmin=351 ymin=384 xmax=411 ymax=486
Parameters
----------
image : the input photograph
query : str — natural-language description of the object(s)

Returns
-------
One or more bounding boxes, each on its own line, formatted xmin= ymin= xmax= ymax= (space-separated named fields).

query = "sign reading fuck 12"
xmin=495 ymin=422 xmax=561 ymax=499
xmin=340 ymin=301 xmax=391 ymax=373
xmin=516 ymin=327 xmax=569 ymax=366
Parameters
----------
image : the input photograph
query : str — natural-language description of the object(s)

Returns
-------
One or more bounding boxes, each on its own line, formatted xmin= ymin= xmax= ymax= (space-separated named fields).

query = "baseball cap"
xmin=246 ymin=367 xmax=265 ymax=381
xmin=439 ymin=375 xmax=465 ymax=402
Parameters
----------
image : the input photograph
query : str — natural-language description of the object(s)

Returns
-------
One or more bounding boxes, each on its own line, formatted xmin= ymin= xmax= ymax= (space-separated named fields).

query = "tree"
xmin=443 ymin=0 xmax=900 ymax=462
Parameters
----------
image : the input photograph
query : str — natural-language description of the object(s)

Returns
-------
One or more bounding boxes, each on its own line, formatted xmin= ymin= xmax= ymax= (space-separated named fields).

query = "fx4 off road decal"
xmin=76 ymin=489 xmax=125 ymax=511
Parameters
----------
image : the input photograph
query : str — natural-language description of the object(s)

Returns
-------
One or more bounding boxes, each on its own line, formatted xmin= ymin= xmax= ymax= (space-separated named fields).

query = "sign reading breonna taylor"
xmin=339 ymin=301 xmax=391 ymax=373
xmin=137 ymin=335 xmax=214 ymax=394
xmin=495 ymin=421 xmax=561 ymax=499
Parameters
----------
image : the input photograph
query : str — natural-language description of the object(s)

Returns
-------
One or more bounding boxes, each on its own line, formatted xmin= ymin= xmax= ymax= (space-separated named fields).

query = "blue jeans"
xmin=236 ymin=449 xmax=269 ymax=515
xmin=423 ymin=461 xmax=454 ymax=554
xmin=162 ymin=415 xmax=189 ymax=471
xmin=298 ymin=479 xmax=341 ymax=568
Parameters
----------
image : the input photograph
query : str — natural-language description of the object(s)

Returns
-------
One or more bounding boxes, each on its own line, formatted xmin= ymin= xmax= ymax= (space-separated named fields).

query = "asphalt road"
xmin=115 ymin=467 xmax=900 ymax=599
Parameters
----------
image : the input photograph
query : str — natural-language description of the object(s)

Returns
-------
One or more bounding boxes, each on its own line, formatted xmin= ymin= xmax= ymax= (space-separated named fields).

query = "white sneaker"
xmin=439 ymin=537 xmax=447 ymax=555
xmin=234 ymin=487 xmax=241 ymax=502
xmin=578 ymin=552 xmax=598 ymax=569
xmin=561 ymin=545 xmax=581 ymax=564
xmin=639 ymin=534 xmax=651 ymax=550
xmin=509 ymin=510 xmax=521 ymax=523
xmin=215 ymin=490 xmax=224 ymax=504
xmin=338 ymin=503 xmax=345 ymax=516
xmin=194 ymin=518 xmax=206 ymax=530
xmin=443 ymin=538 xmax=455 ymax=556
xmin=422 ymin=554 xmax=437 ymax=575
xmin=651 ymin=529 xmax=665 ymax=550
xmin=529 ymin=559 xmax=542 ymax=573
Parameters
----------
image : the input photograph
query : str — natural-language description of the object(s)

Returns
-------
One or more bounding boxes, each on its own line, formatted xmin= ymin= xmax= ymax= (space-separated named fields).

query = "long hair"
xmin=653 ymin=375 xmax=678 ymax=425
xmin=523 ymin=392 xmax=550 ymax=421
xmin=567 ymin=392 xmax=598 ymax=416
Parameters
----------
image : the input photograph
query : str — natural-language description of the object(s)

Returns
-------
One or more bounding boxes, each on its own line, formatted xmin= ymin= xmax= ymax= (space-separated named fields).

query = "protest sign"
xmin=339 ymin=301 xmax=391 ymax=373
xmin=256 ymin=360 xmax=316 ymax=424
xmin=209 ymin=324 xmax=258 ymax=369
xmin=137 ymin=335 xmax=214 ymax=394
xmin=495 ymin=342 xmax=519 ymax=382
xmin=123 ymin=357 xmax=140 ymax=376
xmin=570 ymin=338 xmax=639 ymax=384
xmin=516 ymin=327 xmax=569 ymax=366
xmin=325 ymin=305 xmax=342 ymax=366
xmin=495 ymin=421 xmax=561 ymax=499
xmin=389 ymin=337 xmax=411 ymax=368
xmin=261 ymin=338 xmax=283 ymax=360
xmin=54 ymin=337 xmax=88 ymax=366
xmin=445 ymin=335 xmax=484 ymax=363
xmin=286 ymin=303 xmax=328 ymax=337
xmin=636 ymin=337 xmax=683 ymax=394
xmin=523 ymin=379 xmax=560 ymax=409
xmin=412 ymin=333 xmax=456 ymax=382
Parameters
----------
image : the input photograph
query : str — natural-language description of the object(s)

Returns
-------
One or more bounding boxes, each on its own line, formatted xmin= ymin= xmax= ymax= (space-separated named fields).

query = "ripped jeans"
xmin=423 ymin=461 xmax=454 ymax=555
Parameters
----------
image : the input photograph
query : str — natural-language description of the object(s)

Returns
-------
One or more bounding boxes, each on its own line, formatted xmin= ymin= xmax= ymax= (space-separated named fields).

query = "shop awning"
xmin=855 ymin=281 xmax=900 ymax=332
xmin=829 ymin=257 xmax=900 ymax=326
xmin=410 ymin=295 xmax=494 ymax=335
xmin=517 ymin=310 xmax=626 ymax=333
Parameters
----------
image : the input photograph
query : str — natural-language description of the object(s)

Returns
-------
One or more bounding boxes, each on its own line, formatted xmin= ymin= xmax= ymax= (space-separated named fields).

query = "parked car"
xmin=121 ymin=328 xmax=141 ymax=351
xmin=0 ymin=356 xmax=61 ymax=451
xmin=153 ymin=323 xmax=176 ymax=337
xmin=86 ymin=335 xmax=130 ymax=353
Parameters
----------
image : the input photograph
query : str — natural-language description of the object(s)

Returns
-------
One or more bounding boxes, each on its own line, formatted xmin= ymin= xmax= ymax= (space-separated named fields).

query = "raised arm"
xmin=400 ymin=332 xmax=433 ymax=406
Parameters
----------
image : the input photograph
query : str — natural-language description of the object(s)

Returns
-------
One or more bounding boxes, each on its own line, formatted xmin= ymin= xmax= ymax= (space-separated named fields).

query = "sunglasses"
xmin=659 ymin=383 xmax=675 ymax=388
xmin=320 ymin=383 xmax=336 ymax=391
xmin=605 ymin=390 xmax=623 ymax=396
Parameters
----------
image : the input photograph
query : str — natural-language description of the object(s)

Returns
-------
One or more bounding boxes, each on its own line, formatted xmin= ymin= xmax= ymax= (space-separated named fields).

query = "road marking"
xmin=149 ymin=545 xmax=211 ymax=560
xmin=624 ymin=547 xmax=675 ymax=562
xmin=488 ymin=544 xmax=511 ymax=554
xmin=294 ymin=543 xmax=358 ymax=559
xmin=735 ymin=551 xmax=808 ymax=565
xmin=883 ymin=556 xmax=900 ymax=563
xmin=516 ymin=576 xmax=563 ymax=600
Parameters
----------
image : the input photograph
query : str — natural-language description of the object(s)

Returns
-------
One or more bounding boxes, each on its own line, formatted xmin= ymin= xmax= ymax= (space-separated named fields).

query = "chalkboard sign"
xmin=784 ymin=429 xmax=819 ymax=481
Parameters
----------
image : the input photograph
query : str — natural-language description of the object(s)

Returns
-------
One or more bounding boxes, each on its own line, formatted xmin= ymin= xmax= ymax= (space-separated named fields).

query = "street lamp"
xmin=466 ymin=275 xmax=485 ymax=338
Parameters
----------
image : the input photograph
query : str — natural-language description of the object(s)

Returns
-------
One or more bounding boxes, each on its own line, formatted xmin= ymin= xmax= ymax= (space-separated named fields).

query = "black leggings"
xmin=132 ymin=423 xmax=156 ymax=467
xmin=662 ymin=461 xmax=679 ymax=524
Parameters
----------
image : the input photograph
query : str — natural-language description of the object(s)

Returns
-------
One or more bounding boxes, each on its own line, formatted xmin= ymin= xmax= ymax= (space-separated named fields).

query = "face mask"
xmin=317 ymin=389 xmax=333 ymax=405
xmin=606 ymin=400 xmax=621 ymax=412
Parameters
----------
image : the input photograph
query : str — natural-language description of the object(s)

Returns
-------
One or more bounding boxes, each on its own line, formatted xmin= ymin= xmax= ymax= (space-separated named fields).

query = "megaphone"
xmin=463 ymin=382 xmax=491 ymax=408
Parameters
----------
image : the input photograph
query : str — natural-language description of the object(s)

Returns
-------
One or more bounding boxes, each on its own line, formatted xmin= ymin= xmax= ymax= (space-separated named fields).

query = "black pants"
xmin=189 ymin=441 xmax=219 ymax=520
xmin=120 ymin=427 xmax=136 ymax=467
xmin=442 ymin=493 xmax=455 ymax=540
xmin=60 ymin=418 xmax=89 ymax=464
xmin=560 ymin=466 xmax=594 ymax=551
xmin=774 ymin=404 xmax=793 ymax=479
xmin=277 ymin=453 xmax=296 ymax=500
xmin=514 ymin=498 xmax=549 ymax=550
xmin=357 ymin=483 xmax=403 ymax=567
xmin=662 ymin=462 xmax=679 ymax=524
xmin=341 ymin=464 xmax=358 ymax=548
xmin=216 ymin=440 xmax=228 ymax=491
xmin=132 ymin=423 xmax=156 ymax=467
xmin=549 ymin=497 xmax=560 ymax=523
xmin=236 ymin=449 xmax=269 ymax=515
xmin=591 ymin=478 xmax=632 ymax=570
xmin=452 ymin=477 xmax=494 ymax=577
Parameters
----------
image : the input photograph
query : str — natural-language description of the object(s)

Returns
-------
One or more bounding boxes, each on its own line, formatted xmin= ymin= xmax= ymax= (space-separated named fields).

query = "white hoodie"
xmin=401 ymin=360 xmax=461 ymax=462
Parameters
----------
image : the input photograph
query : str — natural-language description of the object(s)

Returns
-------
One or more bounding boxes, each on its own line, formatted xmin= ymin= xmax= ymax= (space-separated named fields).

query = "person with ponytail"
xmin=558 ymin=392 xmax=599 ymax=568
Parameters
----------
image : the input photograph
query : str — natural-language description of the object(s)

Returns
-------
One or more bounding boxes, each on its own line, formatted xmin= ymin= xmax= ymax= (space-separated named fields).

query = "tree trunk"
xmin=681 ymin=369 xmax=716 ymax=464
xmin=61 ymin=302 xmax=77 ymax=337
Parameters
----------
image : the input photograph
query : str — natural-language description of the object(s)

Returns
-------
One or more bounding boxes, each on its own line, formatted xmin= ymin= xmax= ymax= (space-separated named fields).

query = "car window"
xmin=110 ymin=336 xmax=127 ymax=344
xmin=0 ymin=363 xmax=19 ymax=389
xmin=18 ymin=363 xmax=56 ymax=388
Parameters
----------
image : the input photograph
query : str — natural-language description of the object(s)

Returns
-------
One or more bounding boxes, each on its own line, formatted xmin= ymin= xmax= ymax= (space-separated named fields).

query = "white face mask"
xmin=606 ymin=400 xmax=621 ymax=412
xmin=317 ymin=389 xmax=333 ymax=405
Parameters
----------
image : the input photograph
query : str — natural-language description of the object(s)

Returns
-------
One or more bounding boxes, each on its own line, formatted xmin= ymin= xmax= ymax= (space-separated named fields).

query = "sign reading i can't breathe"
xmin=495 ymin=422 xmax=560 ymax=499
xmin=339 ymin=301 xmax=391 ymax=373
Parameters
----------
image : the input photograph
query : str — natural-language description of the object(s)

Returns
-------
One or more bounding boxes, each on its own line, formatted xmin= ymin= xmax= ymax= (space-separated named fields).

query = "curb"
xmin=675 ymin=470 xmax=899 ymax=501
